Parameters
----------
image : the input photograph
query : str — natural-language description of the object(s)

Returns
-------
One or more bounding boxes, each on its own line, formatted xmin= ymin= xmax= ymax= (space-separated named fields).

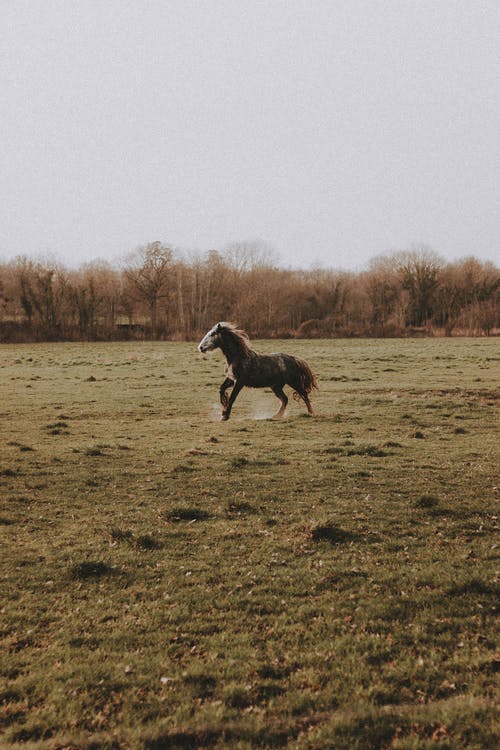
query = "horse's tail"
xmin=291 ymin=356 xmax=318 ymax=401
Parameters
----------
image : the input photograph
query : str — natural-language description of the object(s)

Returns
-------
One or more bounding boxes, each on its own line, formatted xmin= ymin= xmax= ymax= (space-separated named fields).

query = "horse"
xmin=198 ymin=322 xmax=318 ymax=421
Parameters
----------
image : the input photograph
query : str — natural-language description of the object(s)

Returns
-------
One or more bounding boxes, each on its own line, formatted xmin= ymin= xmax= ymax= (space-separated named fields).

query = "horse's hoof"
xmin=220 ymin=414 xmax=229 ymax=421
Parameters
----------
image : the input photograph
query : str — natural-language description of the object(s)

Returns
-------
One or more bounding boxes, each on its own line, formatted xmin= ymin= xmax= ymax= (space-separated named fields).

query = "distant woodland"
xmin=0 ymin=242 xmax=498 ymax=342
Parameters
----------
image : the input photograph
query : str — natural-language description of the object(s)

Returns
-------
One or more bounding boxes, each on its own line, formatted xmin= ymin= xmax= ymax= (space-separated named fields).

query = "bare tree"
xmin=432 ymin=257 xmax=499 ymax=334
xmin=90 ymin=261 xmax=123 ymax=333
xmin=124 ymin=242 xmax=173 ymax=338
xmin=15 ymin=257 xmax=69 ymax=337
xmin=395 ymin=246 xmax=443 ymax=327
xmin=223 ymin=239 xmax=279 ymax=275
xmin=364 ymin=255 xmax=404 ymax=335
xmin=67 ymin=264 xmax=111 ymax=338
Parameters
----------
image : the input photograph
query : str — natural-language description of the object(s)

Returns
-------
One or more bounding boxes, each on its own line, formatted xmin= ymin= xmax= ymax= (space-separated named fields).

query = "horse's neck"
xmin=220 ymin=334 xmax=250 ymax=364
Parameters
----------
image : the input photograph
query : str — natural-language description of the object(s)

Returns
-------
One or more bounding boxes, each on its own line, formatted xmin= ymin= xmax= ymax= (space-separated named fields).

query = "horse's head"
xmin=198 ymin=322 xmax=223 ymax=353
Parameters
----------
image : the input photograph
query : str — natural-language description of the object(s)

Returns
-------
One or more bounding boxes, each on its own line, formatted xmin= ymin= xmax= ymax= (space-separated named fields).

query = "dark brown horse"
xmin=198 ymin=322 xmax=318 ymax=421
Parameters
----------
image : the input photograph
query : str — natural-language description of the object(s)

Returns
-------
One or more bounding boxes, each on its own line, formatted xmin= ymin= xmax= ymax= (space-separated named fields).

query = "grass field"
xmin=1 ymin=338 xmax=498 ymax=749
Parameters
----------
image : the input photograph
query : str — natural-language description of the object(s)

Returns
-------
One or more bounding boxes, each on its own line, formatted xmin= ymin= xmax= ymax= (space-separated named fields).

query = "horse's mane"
xmin=218 ymin=322 xmax=252 ymax=355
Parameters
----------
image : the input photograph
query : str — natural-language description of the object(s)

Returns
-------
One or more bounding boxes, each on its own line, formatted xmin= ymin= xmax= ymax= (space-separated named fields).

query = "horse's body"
xmin=198 ymin=322 xmax=317 ymax=420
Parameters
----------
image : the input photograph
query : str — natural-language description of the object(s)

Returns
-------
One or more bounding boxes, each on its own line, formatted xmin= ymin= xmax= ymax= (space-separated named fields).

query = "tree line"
xmin=0 ymin=242 xmax=498 ymax=342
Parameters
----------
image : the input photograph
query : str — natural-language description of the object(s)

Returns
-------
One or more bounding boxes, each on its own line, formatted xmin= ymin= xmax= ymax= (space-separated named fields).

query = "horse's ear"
xmin=216 ymin=323 xmax=222 ymax=332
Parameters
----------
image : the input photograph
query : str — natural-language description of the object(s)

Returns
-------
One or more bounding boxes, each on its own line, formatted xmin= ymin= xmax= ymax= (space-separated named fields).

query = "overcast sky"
xmin=1 ymin=0 xmax=499 ymax=270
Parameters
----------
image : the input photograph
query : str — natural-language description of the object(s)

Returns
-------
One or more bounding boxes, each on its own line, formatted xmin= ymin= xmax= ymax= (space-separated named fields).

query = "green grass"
xmin=0 ymin=338 xmax=498 ymax=749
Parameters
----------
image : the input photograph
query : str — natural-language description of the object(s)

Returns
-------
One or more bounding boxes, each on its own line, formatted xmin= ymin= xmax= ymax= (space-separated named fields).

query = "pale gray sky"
xmin=1 ymin=0 xmax=499 ymax=270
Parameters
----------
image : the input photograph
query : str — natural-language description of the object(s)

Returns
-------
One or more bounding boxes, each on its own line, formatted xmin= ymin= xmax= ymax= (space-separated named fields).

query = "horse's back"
xmin=241 ymin=352 xmax=287 ymax=386
xmin=244 ymin=352 xmax=308 ymax=386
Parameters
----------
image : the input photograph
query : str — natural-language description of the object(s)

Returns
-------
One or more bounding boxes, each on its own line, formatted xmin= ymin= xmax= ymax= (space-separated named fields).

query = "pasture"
xmin=1 ymin=338 xmax=498 ymax=749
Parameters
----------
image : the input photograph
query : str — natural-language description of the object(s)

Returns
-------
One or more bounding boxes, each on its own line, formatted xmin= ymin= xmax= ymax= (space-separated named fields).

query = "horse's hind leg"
xmin=219 ymin=377 xmax=234 ymax=408
xmin=301 ymin=391 xmax=313 ymax=415
xmin=271 ymin=386 xmax=288 ymax=418
xmin=293 ymin=388 xmax=313 ymax=415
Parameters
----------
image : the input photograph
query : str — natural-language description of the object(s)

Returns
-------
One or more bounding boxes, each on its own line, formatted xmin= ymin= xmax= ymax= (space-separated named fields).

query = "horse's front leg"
xmin=219 ymin=377 xmax=234 ymax=408
xmin=221 ymin=381 xmax=243 ymax=421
